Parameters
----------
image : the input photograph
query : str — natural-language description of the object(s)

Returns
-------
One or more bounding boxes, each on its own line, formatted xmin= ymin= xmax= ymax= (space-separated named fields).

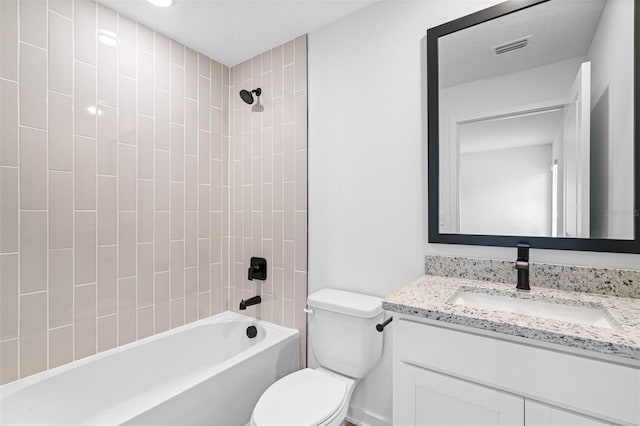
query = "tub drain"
xmin=246 ymin=325 xmax=257 ymax=338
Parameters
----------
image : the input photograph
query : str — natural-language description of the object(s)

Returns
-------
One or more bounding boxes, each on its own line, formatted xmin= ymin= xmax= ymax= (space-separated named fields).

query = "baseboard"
xmin=346 ymin=405 xmax=391 ymax=426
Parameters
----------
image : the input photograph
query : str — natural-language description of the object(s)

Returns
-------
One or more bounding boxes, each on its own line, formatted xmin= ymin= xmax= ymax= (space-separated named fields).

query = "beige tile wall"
xmin=228 ymin=37 xmax=308 ymax=366
xmin=0 ymin=0 xmax=230 ymax=384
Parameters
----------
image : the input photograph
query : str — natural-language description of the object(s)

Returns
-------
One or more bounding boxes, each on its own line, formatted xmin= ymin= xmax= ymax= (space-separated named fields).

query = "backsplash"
xmin=425 ymin=256 xmax=640 ymax=299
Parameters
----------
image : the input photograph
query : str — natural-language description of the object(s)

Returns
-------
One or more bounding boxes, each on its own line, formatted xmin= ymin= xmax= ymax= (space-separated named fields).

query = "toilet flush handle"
xmin=303 ymin=308 xmax=314 ymax=315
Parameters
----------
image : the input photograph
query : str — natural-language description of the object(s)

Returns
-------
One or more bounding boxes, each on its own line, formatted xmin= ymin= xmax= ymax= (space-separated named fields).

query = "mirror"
xmin=427 ymin=0 xmax=640 ymax=253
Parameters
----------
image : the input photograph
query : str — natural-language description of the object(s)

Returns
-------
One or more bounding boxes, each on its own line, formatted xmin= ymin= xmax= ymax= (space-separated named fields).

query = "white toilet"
xmin=250 ymin=289 xmax=385 ymax=426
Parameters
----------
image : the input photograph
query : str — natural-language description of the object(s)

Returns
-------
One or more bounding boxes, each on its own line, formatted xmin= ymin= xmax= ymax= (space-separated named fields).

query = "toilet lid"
xmin=252 ymin=369 xmax=347 ymax=426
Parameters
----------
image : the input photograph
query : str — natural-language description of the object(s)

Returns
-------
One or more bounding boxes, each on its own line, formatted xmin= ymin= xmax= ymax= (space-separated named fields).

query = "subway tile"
xmin=283 ymin=65 xmax=295 ymax=123
xmin=185 ymin=155 xmax=197 ymax=212
xmin=118 ymin=17 xmax=137 ymax=78
xmin=199 ymin=131 xmax=210 ymax=184
xmin=170 ymin=65 xmax=184 ymax=124
xmin=155 ymin=88 xmax=170 ymax=150
xmin=262 ymin=130 xmax=273 ymax=184
xmin=74 ymin=61 xmax=97 ymax=138
xmin=19 ymin=43 xmax=46 ymax=129
xmin=20 ymin=127 xmax=47 ymax=210
xmin=155 ymin=149 xmax=170 ymax=210
xmin=97 ymin=6 xmax=117 ymax=107
xmin=118 ymin=76 xmax=136 ymax=145
xmin=170 ymin=124 xmax=184 ymax=181
xmin=272 ymin=98 xmax=283 ymax=153
xmin=74 ymin=212 xmax=96 ymax=285
xmin=198 ymin=239 xmax=210 ymax=293
xmin=118 ymin=277 xmax=136 ymax=345
xmin=74 ymin=0 xmax=96 ymax=65
xmin=185 ymin=99 xmax=197 ymax=155
xmin=118 ymin=211 xmax=136 ymax=278
xmin=199 ymin=53 xmax=210 ymax=78
xmin=170 ymin=240 xmax=184 ymax=299
xmin=211 ymin=160 xmax=222 ymax=211
xmin=199 ymin=186 xmax=210 ymax=238
xmin=20 ymin=212 xmax=47 ymax=293
xmin=295 ymin=212 xmax=307 ymax=271
xmin=97 ymin=245 xmax=117 ymax=316
xmin=211 ymin=109 xmax=222 ymax=160
xmin=0 ymin=339 xmax=18 ymax=384
xmin=294 ymin=35 xmax=307 ymax=91
xmin=137 ymin=243 xmax=153 ymax=307
xmin=155 ymin=212 xmax=170 ymax=272
xmin=49 ymin=325 xmax=73 ymax=368
xmin=210 ymin=63 xmax=221 ymax=109
xmin=48 ymin=92 xmax=73 ymax=171
xmin=0 ymin=0 xmax=18 ymax=81
xmin=198 ymin=292 xmax=211 ymax=320
xmin=170 ymin=40 xmax=184 ymax=66
xmin=154 ymin=271 xmax=170 ymax=332
xmin=49 ymin=0 xmax=72 ymax=18
xmin=199 ymin=77 xmax=210 ymax=130
xmin=283 ymin=123 xmax=295 ymax=183
xmin=138 ymin=179 xmax=154 ymax=242
xmin=185 ymin=48 xmax=197 ymax=99
xmin=48 ymin=11 xmax=72 ymax=95
xmin=138 ymin=50 xmax=154 ymax=117
xmin=170 ymin=298 xmax=184 ymax=328
xmin=20 ymin=0 xmax=47 ymax=48
xmin=155 ymin=34 xmax=170 ymax=90
xmin=97 ymin=176 xmax=117 ymax=245
xmin=118 ymin=144 xmax=136 ymax=210
xmin=185 ymin=212 xmax=197 ymax=267
xmin=284 ymin=182 xmax=294 ymax=240
xmin=211 ymin=212 xmax=222 ymax=263
xmin=20 ymin=292 xmax=47 ymax=377
xmin=185 ymin=267 xmax=197 ymax=323
xmin=137 ymin=306 xmax=154 ymax=338
xmin=138 ymin=115 xmax=154 ymax=179
xmin=0 ymin=254 xmax=18 ymax=340
xmin=138 ymin=24 xmax=154 ymax=54
xmin=295 ymin=91 xmax=308 ymax=151
xmin=271 ymin=46 xmax=283 ymax=98
xmin=97 ymin=314 xmax=117 ymax=352
xmin=49 ymin=171 xmax=73 ymax=249
xmin=0 ymin=80 xmax=18 ymax=166
xmin=0 ymin=168 xmax=18 ymax=252
xmin=295 ymin=150 xmax=307 ymax=211
xmin=171 ymin=183 xmax=184 ymax=240
xmin=97 ymin=105 xmax=117 ymax=175
xmin=283 ymin=40 xmax=294 ymax=66
xmin=74 ymin=284 xmax=97 ymax=360
xmin=74 ymin=136 xmax=97 ymax=210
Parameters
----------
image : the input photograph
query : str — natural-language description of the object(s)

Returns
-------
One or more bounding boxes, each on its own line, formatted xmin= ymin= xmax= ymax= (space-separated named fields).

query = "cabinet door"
xmin=525 ymin=400 xmax=612 ymax=426
xmin=395 ymin=363 xmax=524 ymax=426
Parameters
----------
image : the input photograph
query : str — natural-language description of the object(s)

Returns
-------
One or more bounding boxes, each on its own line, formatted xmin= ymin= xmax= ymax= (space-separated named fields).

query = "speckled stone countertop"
xmin=383 ymin=275 xmax=640 ymax=362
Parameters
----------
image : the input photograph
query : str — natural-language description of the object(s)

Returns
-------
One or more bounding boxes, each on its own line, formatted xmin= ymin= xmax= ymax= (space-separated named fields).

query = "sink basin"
xmin=452 ymin=290 xmax=615 ymax=329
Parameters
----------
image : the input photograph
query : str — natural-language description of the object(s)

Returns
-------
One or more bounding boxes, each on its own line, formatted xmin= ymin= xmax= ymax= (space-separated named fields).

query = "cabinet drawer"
xmin=394 ymin=316 xmax=640 ymax=425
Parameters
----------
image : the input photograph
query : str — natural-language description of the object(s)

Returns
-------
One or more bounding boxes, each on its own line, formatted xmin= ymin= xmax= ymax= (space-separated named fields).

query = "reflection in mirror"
xmin=437 ymin=0 xmax=634 ymax=240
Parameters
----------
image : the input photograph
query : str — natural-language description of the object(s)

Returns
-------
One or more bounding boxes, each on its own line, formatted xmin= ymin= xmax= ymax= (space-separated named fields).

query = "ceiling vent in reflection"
xmin=491 ymin=35 xmax=531 ymax=56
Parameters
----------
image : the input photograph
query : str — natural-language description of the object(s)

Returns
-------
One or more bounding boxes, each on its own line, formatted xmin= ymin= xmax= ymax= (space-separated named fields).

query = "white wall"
xmin=588 ymin=0 xmax=635 ymax=239
xmin=460 ymin=144 xmax=552 ymax=236
xmin=308 ymin=1 xmax=640 ymax=425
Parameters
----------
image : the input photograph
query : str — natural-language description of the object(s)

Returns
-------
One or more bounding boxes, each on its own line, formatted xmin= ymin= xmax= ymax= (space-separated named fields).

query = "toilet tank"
xmin=307 ymin=289 xmax=385 ymax=379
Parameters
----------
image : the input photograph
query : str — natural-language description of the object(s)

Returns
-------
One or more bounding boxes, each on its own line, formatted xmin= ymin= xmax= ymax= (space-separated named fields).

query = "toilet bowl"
xmin=250 ymin=289 xmax=385 ymax=426
xmin=250 ymin=368 xmax=356 ymax=426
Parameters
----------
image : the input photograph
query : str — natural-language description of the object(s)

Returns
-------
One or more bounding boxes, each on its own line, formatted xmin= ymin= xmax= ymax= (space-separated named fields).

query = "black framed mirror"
xmin=427 ymin=0 xmax=640 ymax=253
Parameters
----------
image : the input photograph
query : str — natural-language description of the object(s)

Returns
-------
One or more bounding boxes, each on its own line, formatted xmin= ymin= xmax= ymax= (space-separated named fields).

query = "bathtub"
xmin=0 ymin=311 xmax=299 ymax=425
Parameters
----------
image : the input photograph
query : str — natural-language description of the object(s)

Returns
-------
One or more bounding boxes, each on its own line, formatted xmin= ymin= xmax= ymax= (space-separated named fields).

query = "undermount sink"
xmin=452 ymin=290 xmax=616 ymax=330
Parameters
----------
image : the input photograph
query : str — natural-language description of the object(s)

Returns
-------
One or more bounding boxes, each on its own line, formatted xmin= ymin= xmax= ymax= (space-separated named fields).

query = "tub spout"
xmin=239 ymin=295 xmax=262 ymax=310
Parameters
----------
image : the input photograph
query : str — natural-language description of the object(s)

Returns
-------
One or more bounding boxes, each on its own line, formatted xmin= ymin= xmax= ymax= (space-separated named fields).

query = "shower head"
xmin=239 ymin=88 xmax=262 ymax=105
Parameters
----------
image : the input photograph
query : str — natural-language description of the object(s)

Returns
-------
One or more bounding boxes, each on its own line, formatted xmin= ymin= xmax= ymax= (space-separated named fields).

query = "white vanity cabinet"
xmin=393 ymin=315 xmax=640 ymax=426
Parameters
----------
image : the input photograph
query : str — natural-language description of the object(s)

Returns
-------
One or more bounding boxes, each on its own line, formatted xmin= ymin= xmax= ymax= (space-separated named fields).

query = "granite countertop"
xmin=383 ymin=275 xmax=640 ymax=362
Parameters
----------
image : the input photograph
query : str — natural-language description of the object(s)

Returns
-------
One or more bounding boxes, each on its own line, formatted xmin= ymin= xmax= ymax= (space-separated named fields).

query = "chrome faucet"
xmin=515 ymin=244 xmax=530 ymax=291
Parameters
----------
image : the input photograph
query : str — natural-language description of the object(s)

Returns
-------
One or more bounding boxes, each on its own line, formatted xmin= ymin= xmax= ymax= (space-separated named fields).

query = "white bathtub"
xmin=0 ymin=311 xmax=299 ymax=426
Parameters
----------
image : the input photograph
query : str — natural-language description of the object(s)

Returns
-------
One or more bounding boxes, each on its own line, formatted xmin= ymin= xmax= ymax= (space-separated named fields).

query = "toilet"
xmin=250 ymin=289 xmax=385 ymax=426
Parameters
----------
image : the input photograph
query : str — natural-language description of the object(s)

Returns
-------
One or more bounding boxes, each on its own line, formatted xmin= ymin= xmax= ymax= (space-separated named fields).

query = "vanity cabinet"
xmin=393 ymin=315 xmax=640 ymax=426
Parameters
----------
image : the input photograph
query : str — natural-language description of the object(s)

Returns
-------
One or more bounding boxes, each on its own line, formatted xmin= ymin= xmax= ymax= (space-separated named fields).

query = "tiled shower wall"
xmin=0 ymin=0 xmax=229 ymax=384
xmin=228 ymin=37 xmax=308 ymax=364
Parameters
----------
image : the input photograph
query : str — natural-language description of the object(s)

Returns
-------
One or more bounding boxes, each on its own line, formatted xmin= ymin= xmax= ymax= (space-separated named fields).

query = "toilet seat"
xmin=251 ymin=368 xmax=348 ymax=426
